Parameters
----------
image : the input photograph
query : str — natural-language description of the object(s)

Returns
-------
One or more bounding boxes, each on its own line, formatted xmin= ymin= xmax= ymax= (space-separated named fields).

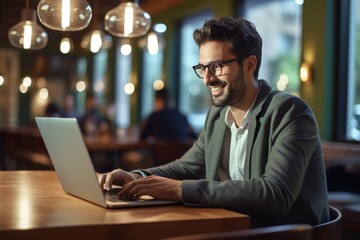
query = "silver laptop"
xmin=35 ymin=117 xmax=177 ymax=208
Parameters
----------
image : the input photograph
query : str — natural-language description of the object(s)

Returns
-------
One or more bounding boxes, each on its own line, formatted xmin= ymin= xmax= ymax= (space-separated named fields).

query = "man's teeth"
xmin=211 ymin=86 xmax=222 ymax=91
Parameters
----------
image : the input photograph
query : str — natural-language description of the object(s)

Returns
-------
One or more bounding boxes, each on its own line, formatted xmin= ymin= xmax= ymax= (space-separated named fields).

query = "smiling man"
xmin=99 ymin=17 xmax=329 ymax=227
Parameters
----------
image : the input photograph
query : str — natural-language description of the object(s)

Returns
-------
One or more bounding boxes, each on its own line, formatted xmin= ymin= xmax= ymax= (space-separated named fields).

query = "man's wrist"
xmin=130 ymin=170 xmax=147 ymax=179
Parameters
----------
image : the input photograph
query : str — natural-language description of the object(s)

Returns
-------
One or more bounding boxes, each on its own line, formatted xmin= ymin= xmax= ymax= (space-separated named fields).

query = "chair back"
xmin=164 ymin=224 xmax=313 ymax=240
xmin=311 ymin=206 xmax=342 ymax=240
xmin=150 ymin=139 xmax=193 ymax=165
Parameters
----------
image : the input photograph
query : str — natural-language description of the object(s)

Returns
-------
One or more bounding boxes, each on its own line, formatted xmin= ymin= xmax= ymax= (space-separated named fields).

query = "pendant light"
xmin=81 ymin=30 xmax=113 ymax=53
xmin=8 ymin=0 xmax=48 ymax=50
xmin=81 ymin=0 xmax=112 ymax=53
xmin=37 ymin=0 xmax=92 ymax=31
xmin=120 ymin=39 xmax=132 ymax=56
xmin=138 ymin=24 xmax=166 ymax=55
xmin=104 ymin=0 xmax=151 ymax=38
xmin=138 ymin=31 xmax=165 ymax=55
xmin=60 ymin=37 xmax=73 ymax=54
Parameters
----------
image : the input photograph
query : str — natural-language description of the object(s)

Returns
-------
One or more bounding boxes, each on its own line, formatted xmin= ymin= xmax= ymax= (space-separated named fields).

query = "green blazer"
xmin=143 ymin=80 xmax=329 ymax=227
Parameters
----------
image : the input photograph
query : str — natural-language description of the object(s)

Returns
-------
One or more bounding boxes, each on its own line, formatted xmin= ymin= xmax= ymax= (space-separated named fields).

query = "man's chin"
xmin=212 ymin=99 xmax=226 ymax=107
xmin=213 ymin=96 xmax=234 ymax=107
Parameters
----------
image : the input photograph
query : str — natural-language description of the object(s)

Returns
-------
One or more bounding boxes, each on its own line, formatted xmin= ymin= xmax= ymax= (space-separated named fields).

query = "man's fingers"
xmin=118 ymin=177 xmax=160 ymax=199
xmin=104 ymin=172 xmax=115 ymax=190
xmin=98 ymin=173 xmax=109 ymax=186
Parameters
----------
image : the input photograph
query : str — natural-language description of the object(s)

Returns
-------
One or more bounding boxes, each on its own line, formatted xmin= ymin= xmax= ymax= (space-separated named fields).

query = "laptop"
xmin=35 ymin=117 xmax=178 ymax=208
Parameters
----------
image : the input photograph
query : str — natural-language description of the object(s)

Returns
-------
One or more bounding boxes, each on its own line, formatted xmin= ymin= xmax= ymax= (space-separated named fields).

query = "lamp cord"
xmin=93 ymin=0 xmax=99 ymax=28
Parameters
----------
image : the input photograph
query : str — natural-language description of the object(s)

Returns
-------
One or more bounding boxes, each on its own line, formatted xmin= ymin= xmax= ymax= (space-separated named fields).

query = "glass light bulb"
xmin=60 ymin=37 xmax=73 ymax=54
xmin=104 ymin=1 xmax=151 ymax=38
xmin=138 ymin=31 xmax=165 ymax=55
xmin=37 ymin=0 xmax=92 ymax=31
xmin=8 ymin=9 xmax=48 ymax=50
xmin=23 ymin=24 xmax=33 ymax=49
xmin=0 ymin=75 xmax=5 ymax=86
xmin=90 ymin=30 xmax=102 ymax=53
xmin=147 ymin=32 xmax=159 ymax=55
xmin=120 ymin=43 xmax=132 ymax=55
xmin=81 ymin=30 xmax=113 ymax=53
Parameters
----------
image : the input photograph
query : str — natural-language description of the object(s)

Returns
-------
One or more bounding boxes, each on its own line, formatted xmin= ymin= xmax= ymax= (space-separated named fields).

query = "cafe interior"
xmin=0 ymin=0 xmax=360 ymax=239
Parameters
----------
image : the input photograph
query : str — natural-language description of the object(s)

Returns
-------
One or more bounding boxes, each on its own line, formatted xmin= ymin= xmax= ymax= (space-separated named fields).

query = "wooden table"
xmin=0 ymin=171 xmax=250 ymax=240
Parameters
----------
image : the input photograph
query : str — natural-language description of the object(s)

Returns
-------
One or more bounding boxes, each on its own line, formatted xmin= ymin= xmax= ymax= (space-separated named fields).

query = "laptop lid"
xmin=35 ymin=117 xmax=177 ymax=208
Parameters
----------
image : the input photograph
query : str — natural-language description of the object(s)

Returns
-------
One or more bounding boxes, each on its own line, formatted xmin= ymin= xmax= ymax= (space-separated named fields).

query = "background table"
xmin=0 ymin=171 xmax=250 ymax=240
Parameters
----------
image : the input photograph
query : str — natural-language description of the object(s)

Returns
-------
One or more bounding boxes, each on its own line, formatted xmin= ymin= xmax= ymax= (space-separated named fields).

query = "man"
xmin=99 ymin=17 xmax=329 ymax=227
xmin=140 ymin=88 xmax=196 ymax=140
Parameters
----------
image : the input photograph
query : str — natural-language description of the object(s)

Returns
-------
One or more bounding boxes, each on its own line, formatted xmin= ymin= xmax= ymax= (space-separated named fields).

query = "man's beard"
xmin=211 ymin=77 xmax=246 ymax=108
xmin=212 ymin=86 xmax=231 ymax=107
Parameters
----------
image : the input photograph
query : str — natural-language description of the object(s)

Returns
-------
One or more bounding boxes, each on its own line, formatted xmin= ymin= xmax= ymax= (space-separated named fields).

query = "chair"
xmin=328 ymin=191 xmax=360 ymax=210
xmin=163 ymin=224 xmax=313 ymax=240
xmin=311 ymin=206 xmax=342 ymax=240
xmin=341 ymin=203 xmax=360 ymax=239
xmin=150 ymin=139 xmax=193 ymax=165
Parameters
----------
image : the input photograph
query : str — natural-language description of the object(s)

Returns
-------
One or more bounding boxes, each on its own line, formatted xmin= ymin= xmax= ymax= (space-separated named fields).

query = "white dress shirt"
xmin=224 ymin=91 xmax=259 ymax=180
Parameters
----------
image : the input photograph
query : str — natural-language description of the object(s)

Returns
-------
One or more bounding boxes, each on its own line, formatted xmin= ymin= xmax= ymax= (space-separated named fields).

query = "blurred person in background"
xmin=45 ymin=102 xmax=62 ymax=117
xmin=61 ymin=94 xmax=79 ymax=119
xmin=78 ymin=95 xmax=113 ymax=138
xmin=140 ymin=88 xmax=196 ymax=141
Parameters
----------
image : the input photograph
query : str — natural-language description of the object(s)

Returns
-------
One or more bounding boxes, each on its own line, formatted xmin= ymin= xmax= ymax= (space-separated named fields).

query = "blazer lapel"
xmin=206 ymin=109 xmax=228 ymax=180
xmin=244 ymin=80 xmax=272 ymax=180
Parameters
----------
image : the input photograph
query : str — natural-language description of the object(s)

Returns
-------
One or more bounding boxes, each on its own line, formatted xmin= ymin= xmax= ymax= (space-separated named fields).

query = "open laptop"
xmin=35 ymin=117 xmax=178 ymax=208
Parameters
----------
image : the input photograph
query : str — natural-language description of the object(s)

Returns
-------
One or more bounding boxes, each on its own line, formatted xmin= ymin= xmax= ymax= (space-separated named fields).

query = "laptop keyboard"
xmin=103 ymin=188 xmax=129 ymax=202
xmin=103 ymin=188 xmax=154 ymax=202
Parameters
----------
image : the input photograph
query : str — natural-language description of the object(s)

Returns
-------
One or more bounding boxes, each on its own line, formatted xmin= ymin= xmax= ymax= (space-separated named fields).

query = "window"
xmin=338 ymin=0 xmax=360 ymax=140
xmin=140 ymin=49 xmax=164 ymax=119
xmin=178 ymin=10 xmax=213 ymax=134
xmin=240 ymin=0 xmax=303 ymax=94
xmin=115 ymin=41 xmax=132 ymax=129
xmin=93 ymin=51 xmax=108 ymax=105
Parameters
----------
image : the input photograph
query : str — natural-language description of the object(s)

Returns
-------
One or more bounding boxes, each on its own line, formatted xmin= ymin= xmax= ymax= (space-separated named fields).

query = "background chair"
xmin=163 ymin=223 xmax=312 ymax=240
xmin=342 ymin=203 xmax=360 ymax=240
xmin=150 ymin=139 xmax=194 ymax=165
xmin=311 ymin=206 xmax=342 ymax=240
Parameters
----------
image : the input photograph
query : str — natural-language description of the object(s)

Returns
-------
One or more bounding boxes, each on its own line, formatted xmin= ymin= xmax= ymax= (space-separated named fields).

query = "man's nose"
xmin=203 ymin=68 xmax=216 ymax=85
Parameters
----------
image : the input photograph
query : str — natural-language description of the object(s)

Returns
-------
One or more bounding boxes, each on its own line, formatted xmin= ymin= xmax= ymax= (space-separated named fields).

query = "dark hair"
xmin=193 ymin=17 xmax=262 ymax=79
xmin=155 ymin=88 xmax=170 ymax=104
xmin=45 ymin=102 xmax=61 ymax=116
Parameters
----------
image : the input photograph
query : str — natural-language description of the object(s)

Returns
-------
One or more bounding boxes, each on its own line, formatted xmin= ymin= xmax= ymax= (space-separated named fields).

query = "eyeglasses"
xmin=192 ymin=57 xmax=240 ymax=79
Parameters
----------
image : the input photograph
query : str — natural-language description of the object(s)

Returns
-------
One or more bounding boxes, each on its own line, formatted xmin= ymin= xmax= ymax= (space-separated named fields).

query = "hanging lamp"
xmin=8 ymin=0 xmax=48 ymax=50
xmin=81 ymin=0 xmax=112 ymax=53
xmin=138 ymin=24 xmax=166 ymax=55
xmin=138 ymin=31 xmax=165 ymax=55
xmin=60 ymin=37 xmax=73 ymax=54
xmin=104 ymin=0 xmax=151 ymax=38
xmin=37 ymin=0 xmax=92 ymax=31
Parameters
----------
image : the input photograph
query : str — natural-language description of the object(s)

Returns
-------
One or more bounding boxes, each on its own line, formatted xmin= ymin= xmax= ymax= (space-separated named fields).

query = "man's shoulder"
xmin=257 ymin=80 xmax=308 ymax=108
xmin=269 ymin=90 xmax=309 ymax=108
xmin=255 ymin=80 xmax=313 ymax=117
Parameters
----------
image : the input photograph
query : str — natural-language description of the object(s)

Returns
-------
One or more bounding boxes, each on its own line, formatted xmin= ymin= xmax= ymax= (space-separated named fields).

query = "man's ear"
xmin=245 ymin=55 xmax=257 ymax=74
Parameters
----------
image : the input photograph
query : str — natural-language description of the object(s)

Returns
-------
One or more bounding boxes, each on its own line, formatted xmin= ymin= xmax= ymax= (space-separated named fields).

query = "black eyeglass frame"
xmin=192 ymin=57 xmax=241 ymax=79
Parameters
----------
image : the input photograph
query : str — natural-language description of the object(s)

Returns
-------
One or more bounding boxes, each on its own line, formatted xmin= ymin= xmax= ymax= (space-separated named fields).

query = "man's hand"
xmin=119 ymin=175 xmax=183 ymax=202
xmin=98 ymin=169 xmax=141 ymax=190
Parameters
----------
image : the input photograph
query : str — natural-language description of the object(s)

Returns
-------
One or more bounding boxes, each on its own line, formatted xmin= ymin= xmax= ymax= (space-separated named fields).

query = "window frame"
xmin=335 ymin=0 xmax=355 ymax=141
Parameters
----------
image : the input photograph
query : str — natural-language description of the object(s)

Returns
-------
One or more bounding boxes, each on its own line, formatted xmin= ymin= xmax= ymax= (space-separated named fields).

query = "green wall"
xmin=301 ymin=0 xmax=335 ymax=140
